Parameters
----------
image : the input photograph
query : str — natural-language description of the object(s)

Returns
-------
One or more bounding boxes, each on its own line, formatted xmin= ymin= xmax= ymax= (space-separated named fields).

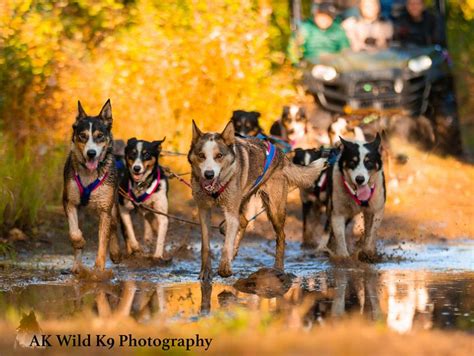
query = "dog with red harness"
xmin=118 ymin=137 xmax=169 ymax=262
xmin=293 ymin=134 xmax=385 ymax=259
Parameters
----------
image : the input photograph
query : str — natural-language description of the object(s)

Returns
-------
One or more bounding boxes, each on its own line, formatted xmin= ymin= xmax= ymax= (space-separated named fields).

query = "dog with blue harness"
xmin=188 ymin=120 xmax=327 ymax=280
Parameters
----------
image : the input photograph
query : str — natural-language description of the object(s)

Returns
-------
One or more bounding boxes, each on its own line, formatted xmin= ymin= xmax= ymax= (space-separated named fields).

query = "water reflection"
xmin=2 ymin=269 xmax=472 ymax=335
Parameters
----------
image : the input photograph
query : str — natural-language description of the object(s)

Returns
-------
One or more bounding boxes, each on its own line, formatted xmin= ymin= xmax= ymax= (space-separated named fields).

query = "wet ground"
xmin=1 ymin=237 xmax=473 ymax=336
xmin=1 ymin=143 xmax=473 ymax=353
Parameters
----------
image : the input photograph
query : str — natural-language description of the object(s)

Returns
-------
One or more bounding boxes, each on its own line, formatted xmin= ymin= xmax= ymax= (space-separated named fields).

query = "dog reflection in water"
xmin=63 ymin=269 xmax=432 ymax=334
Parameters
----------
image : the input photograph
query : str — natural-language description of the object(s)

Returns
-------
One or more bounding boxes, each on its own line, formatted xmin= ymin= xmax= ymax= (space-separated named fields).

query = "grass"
xmin=0 ymin=134 xmax=64 ymax=235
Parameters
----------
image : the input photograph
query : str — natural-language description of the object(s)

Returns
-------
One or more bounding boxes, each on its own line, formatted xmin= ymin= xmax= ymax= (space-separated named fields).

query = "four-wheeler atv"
xmin=292 ymin=0 xmax=463 ymax=155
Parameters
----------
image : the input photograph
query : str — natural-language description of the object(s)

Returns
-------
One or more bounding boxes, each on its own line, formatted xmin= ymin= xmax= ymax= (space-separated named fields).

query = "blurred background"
xmin=0 ymin=0 xmax=472 ymax=233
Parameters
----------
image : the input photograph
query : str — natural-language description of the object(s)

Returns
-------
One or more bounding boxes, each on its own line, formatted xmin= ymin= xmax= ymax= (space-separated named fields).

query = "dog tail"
xmin=283 ymin=158 xmax=327 ymax=189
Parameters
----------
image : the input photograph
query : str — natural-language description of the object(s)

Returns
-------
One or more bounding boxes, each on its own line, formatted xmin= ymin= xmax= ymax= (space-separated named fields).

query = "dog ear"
xmin=192 ymin=120 xmax=202 ymax=145
xmin=372 ymin=132 xmax=382 ymax=152
xmin=339 ymin=136 xmax=353 ymax=150
xmin=98 ymin=99 xmax=113 ymax=129
xmin=221 ymin=120 xmax=235 ymax=146
xmin=151 ymin=137 xmax=166 ymax=156
xmin=251 ymin=111 xmax=261 ymax=119
xmin=125 ymin=137 xmax=137 ymax=154
xmin=77 ymin=100 xmax=87 ymax=121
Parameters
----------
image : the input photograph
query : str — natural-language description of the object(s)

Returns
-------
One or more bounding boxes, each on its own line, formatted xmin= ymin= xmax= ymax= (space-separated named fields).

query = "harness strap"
xmin=341 ymin=174 xmax=375 ymax=207
xmin=74 ymin=171 xmax=109 ymax=206
xmin=252 ymin=140 xmax=276 ymax=189
xmin=128 ymin=168 xmax=161 ymax=203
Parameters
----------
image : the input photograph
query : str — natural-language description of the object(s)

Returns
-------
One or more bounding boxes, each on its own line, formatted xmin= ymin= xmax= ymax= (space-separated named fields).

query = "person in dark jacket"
xmin=394 ymin=0 xmax=445 ymax=46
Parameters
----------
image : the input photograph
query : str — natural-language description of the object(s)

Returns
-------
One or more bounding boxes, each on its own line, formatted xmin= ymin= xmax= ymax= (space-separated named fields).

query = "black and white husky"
xmin=328 ymin=134 xmax=386 ymax=258
xmin=293 ymin=134 xmax=386 ymax=258
xmin=118 ymin=138 xmax=169 ymax=261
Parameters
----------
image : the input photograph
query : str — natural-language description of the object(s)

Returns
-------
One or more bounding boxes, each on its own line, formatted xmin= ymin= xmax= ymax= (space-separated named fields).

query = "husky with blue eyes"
xmin=118 ymin=137 xmax=169 ymax=262
xmin=328 ymin=134 xmax=386 ymax=259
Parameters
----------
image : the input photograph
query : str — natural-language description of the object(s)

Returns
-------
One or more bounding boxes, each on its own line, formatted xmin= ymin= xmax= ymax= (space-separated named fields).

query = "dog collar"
xmin=74 ymin=170 xmax=109 ymax=206
xmin=128 ymin=168 xmax=161 ymax=203
xmin=252 ymin=140 xmax=277 ymax=189
xmin=341 ymin=174 xmax=375 ymax=207
xmin=201 ymin=178 xmax=231 ymax=199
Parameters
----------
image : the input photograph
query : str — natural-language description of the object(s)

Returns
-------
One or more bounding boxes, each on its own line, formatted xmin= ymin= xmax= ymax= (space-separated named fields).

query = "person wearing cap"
xmin=288 ymin=3 xmax=350 ymax=64
xmin=342 ymin=0 xmax=394 ymax=51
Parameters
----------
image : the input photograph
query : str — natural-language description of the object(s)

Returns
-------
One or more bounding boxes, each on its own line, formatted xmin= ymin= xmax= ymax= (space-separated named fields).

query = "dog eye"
xmin=215 ymin=153 xmax=223 ymax=159
xmin=78 ymin=133 xmax=88 ymax=141
xmin=143 ymin=152 xmax=150 ymax=159
xmin=96 ymin=133 xmax=104 ymax=139
xmin=365 ymin=161 xmax=374 ymax=169
xmin=198 ymin=153 xmax=205 ymax=159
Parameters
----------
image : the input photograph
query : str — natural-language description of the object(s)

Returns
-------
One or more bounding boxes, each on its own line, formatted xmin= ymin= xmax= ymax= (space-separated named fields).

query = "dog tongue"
xmin=86 ymin=160 xmax=99 ymax=171
xmin=356 ymin=185 xmax=371 ymax=201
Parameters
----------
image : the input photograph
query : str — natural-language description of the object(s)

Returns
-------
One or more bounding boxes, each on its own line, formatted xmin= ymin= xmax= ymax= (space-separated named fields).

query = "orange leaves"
xmin=1 ymin=0 xmax=297 ymax=150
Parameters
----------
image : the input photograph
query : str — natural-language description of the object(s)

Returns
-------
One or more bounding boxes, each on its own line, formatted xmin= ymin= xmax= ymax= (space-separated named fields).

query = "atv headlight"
xmin=408 ymin=55 xmax=432 ymax=73
xmin=311 ymin=65 xmax=337 ymax=81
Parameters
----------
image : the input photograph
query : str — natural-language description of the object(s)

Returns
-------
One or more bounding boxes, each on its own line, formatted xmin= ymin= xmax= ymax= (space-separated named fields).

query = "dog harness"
xmin=202 ymin=140 xmax=276 ymax=199
xmin=252 ymin=140 xmax=277 ymax=189
xmin=341 ymin=174 xmax=375 ymax=207
xmin=128 ymin=168 xmax=161 ymax=203
xmin=74 ymin=171 xmax=109 ymax=206
xmin=256 ymin=133 xmax=292 ymax=153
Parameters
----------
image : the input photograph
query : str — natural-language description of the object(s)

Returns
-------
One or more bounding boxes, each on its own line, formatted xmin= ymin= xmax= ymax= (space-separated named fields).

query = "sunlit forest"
xmin=0 ymin=0 xmax=473 ymax=230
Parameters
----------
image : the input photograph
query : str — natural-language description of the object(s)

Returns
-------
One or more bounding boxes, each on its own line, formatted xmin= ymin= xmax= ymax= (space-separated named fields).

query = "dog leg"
xmin=198 ymin=208 xmax=212 ymax=280
xmin=95 ymin=211 xmax=112 ymax=270
xmin=261 ymin=184 xmax=288 ymax=270
xmin=108 ymin=204 xmax=122 ymax=264
xmin=119 ymin=206 xmax=141 ymax=255
xmin=233 ymin=214 xmax=249 ymax=258
xmin=362 ymin=210 xmax=384 ymax=256
xmin=65 ymin=203 xmax=85 ymax=273
xmin=143 ymin=215 xmax=154 ymax=248
xmin=153 ymin=209 xmax=169 ymax=260
xmin=331 ymin=214 xmax=350 ymax=257
xmin=218 ymin=209 xmax=239 ymax=277
xmin=301 ymin=201 xmax=315 ymax=248
xmin=116 ymin=281 xmax=137 ymax=317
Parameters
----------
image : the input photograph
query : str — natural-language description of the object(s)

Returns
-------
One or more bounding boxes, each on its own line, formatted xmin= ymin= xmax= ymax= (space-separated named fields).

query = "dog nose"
xmin=133 ymin=165 xmax=141 ymax=173
xmin=355 ymin=175 xmax=365 ymax=185
xmin=204 ymin=170 xmax=215 ymax=180
xmin=87 ymin=150 xmax=96 ymax=158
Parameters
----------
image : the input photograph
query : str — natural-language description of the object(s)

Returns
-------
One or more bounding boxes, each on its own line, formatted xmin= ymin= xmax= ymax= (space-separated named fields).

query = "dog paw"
xmin=301 ymin=241 xmax=317 ymax=249
xmin=357 ymin=249 xmax=380 ymax=263
xmin=199 ymin=268 xmax=212 ymax=281
xmin=152 ymin=255 xmax=173 ymax=266
xmin=110 ymin=251 xmax=122 ymax=264
xmin=217 ymin=263 xmax=233 ymax=278
xmin=71 ymin=263 xmax=84 ymax=275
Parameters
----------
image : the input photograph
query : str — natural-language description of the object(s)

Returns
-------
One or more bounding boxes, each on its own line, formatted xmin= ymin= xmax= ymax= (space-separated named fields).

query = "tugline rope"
xmin=118 ymin=186 xmax=221 ymax=229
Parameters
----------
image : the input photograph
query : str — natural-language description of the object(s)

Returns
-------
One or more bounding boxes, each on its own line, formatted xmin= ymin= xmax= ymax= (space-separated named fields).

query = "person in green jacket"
xmin=288 ymin=3 xmax=350 ymax=64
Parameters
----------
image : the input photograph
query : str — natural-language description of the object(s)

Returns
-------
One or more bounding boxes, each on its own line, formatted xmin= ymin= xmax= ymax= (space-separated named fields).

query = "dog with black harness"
xmin=118 ymin=137 xmax=169 ymax=262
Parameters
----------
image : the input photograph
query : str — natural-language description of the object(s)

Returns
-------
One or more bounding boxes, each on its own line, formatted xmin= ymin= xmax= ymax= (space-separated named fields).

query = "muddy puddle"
xmin=0 ymin=239 xmax=473 ymax=335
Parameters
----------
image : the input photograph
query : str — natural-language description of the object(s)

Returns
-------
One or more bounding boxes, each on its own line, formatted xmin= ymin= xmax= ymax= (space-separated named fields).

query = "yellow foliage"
xmin=1 ymin=0 xmax=297 ymax=153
